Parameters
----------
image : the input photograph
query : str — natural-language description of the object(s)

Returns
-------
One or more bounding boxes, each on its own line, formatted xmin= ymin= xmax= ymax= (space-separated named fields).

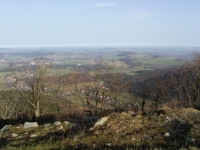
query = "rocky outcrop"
xmin=23 ymin=122 xmax=38 ymax=129
xmin=53 ymin=121 xmax=61 ymax=126
xmin=0 ymin=107 xmax=200 ymax=149
xmin=94 ymin=117 xmax=108 ymax=127
xmin=0 ymin=120 xmax=71 ymax=140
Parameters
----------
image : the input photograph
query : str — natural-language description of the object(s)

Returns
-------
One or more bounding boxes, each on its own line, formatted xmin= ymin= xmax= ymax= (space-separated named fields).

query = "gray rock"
xmin=54 ymin=125 xmax=63 ymax=131
xmin=164 ymin=132 xmax=170 ymax=137
xmin=165 ymin=116 xmax=171 ymax=122
xmin=63 ymin=121 xmax=70 ymax=125
xmin=104 ymin=142 xmax=112 ymax=147
xmin=94 ymin=117 xmax=108 ymax=127
xmin=17 ymin=125 xmax=23 ymax=129
xmin=30 ymin=134 xmax=38 ymax=138
xmin=44 ymin=123 xmax=51 ymax=127
xmin=24 ymin=122 xmax=38 ymax=129
xmin=11 ymin=133 xmax=18 ymax=138
xmin=19 ymin=131 xmax=28 ymax=135
xmin=89 ymin=127 xmax=94 ymax=131
xmin=54 ymin=121 xmax=61 ymax=126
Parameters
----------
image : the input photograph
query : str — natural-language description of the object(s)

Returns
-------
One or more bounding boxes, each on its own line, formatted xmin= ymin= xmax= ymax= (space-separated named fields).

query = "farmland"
xmin=0 ymin=46 xmax=192 ymax=78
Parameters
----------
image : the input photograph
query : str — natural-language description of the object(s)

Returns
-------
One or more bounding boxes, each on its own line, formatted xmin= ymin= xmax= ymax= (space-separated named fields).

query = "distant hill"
xmin=117 ymin=52 xmax=136 ymax=56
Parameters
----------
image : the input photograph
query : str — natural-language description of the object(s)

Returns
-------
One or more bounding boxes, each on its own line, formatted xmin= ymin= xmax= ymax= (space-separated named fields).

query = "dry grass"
xmin=1 ymin=106 xmax=200 ymax=149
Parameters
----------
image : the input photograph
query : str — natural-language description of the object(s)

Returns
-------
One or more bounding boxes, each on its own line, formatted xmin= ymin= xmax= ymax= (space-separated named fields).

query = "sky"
xmin=0 ymin=0 xmax=200 ymax=47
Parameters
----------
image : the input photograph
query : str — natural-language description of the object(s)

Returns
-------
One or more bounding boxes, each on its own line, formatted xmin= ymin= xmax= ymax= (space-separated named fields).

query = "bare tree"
xmin=14 ymin=58 xmax=61 ymax=120
xmin=0 ymin=89 xmax=20 ymax=119
xmin=68 ymin=60 xmax=111 ymax=115
xmin=108 ymin=73 xmax=129 ymax=112
xmin=91 ymin=60 xmax=113 ymax=114
xmin=169 ymin=67 xmax=186 ymax=107
xmin=187 ymin=53 xmax=200 ymax=106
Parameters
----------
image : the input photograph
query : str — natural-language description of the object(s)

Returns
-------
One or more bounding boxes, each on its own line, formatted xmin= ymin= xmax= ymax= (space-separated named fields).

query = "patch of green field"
xmin=49 ymin=68 xmax=74 ymax=75
xmin=108 ymin=69 xmax=136 ymax=76
xmin=0 ymin=72 xmax=11 ymax=78
xmin=62 ymin=60 xmax=92 ymax=65
xmin=133 ymin=56 xmax=152 ymax=64
xmin=3 ymin=54 xmax=29 ymax=61
xmin=132 ymin=66 xmax=153 ymax=71
xmin=145 ymin=58 xmax=182 ymax=66
xmin=132 ymin=56 xmax=184 ymax=66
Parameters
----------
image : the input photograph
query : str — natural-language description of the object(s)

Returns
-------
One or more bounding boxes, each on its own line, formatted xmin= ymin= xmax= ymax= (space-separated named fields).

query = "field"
xmin=0 ymin=46 xmax=191 ymax=81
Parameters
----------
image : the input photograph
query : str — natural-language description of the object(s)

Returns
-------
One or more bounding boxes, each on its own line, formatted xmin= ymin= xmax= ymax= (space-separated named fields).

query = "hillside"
xmin=0 ymin=106 xmax=200 ymax=149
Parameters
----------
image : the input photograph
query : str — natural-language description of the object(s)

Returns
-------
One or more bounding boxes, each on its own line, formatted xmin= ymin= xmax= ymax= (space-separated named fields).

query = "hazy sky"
xmin=0 ymin=0 xmax=200 ymax=47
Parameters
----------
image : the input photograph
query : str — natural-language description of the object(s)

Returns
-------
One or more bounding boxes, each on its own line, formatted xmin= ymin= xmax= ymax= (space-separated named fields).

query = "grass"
xmin=0 ymin=72 xmax=11 ymax=78
xmin=1 ymin=138 xmax=75 ymax=150
xmin=61 ymin=60 xmax=92 ymax=65
xmin=132 ymin=56 xmax=184 ymax=66
xmin=0 ymin=50 xmax=185 ymax=79
xmin=113 ymin=69 xmax=137 ymax=76
xmin=49 ymin=68 xmax=74 ymax=75
xmin=1 ymin=103 xmax=200 ymax=150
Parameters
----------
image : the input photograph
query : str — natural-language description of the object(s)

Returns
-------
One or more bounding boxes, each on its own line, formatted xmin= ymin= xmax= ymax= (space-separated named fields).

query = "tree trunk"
xmin=141 ymin=92 xmax=145 ymax=112
xmin=34 ymin=101 xmax=40 ymax=118
xmin=179 ymin=90 xmax=182 ymax=108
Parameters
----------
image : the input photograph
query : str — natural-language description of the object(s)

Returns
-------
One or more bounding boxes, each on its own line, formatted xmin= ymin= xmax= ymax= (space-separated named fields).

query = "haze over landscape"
xmin=0 ymin=0 xmax=200 ymax=47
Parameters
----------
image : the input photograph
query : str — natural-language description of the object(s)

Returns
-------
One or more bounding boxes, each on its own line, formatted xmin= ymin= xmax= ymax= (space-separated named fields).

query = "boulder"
xmin=24 ymin=122 xmax=38 ymax=129
xmin=54 ymin=125 xmax=63 ymax=132
xmin=44 ymin=123 xmax=51 ymax=128
xmin=63 ymin=121 xmax=70 ymax=126
xmin=53 ymin=121 xmax=61 ymax=126
xmin=164 ymin=132 xmax=170 ymax=137
xmin=11 ymin=133 xmax=18 ymax=138
xmin=165 ymin=116 xmax=171 ymax=122
xmin=94 ymin=117 xmax=108 ymax=127
xmin=30 ymin=134 xmax=38 ymax=138
xmin=103 ymin=142 xmax=111 ymax=147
